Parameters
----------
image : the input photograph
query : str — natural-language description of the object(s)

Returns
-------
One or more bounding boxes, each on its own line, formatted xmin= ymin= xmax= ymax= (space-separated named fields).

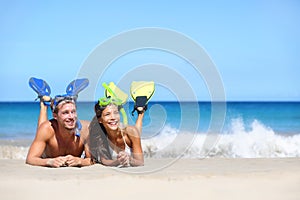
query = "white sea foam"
xmin=0 ymin=145 xmax=29 ymax=159
xmin=1 ymin=118 xmax=300 ymax=159
xmin=142 ymin=119 xmax=300 ymax=158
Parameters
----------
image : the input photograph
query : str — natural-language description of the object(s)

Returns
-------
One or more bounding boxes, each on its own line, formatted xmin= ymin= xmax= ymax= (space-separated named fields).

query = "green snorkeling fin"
xmin=102 ymin=82 xmax=128 ymax=126
xmin=130 ymin=81 xmax=155 ymax=116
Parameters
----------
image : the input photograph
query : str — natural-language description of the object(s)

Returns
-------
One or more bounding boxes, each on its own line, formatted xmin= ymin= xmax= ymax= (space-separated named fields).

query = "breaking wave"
xmin=142 ymin=118 xmax=300 ymax=158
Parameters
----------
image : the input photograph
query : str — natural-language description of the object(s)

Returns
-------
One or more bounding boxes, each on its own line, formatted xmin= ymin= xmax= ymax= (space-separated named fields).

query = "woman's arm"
xmin=100 ymin=157 xmax=122 ymax=166
xmin=127 ymin=126 xmax=144 ymax=166
xmin=134 ymin=112 xmax=144 ymax=136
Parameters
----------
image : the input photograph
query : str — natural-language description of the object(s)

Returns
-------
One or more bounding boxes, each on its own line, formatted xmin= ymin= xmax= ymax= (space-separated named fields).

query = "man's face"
xmin=55 ymin=102 xmax=77 ymax=131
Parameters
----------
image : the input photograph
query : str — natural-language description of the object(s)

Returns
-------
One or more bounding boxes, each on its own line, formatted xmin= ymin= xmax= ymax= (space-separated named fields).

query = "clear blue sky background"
xmin=0 ymin=0 xmax=299 ymax=101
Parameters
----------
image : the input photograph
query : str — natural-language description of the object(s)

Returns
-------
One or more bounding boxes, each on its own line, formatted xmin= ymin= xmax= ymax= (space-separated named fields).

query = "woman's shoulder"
xmin=124 ymin=125 xmax=140 ymax=137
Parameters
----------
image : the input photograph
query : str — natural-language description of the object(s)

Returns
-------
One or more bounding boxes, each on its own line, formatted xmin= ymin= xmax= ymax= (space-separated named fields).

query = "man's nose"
xmin=68 ymin=112 xmax=76 ymax=118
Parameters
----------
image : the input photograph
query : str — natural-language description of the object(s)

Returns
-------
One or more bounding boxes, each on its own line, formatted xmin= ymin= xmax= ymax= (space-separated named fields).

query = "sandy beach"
xmin=0 ymin=158 xmax=299 ymax=200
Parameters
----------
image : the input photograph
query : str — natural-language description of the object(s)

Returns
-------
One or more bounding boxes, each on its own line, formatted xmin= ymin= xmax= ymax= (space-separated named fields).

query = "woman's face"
xmin=99 ymin=104 xmax=120 ymax=131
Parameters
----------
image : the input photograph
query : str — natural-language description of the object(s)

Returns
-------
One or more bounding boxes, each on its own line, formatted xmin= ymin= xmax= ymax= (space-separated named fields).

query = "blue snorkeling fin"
xmin=130 ymin=81 xmax=155 ymax=116
xmin=102 ymin=82 xmax=128 ymax=126
xmin=66 ymin=78 xmax=89 ymax=98
xmin=28 ymin=77 xmax=51 ymax=105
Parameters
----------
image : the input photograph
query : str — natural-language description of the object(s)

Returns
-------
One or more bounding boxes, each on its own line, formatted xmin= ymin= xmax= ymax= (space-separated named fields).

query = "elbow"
xmin=130 ymin=157 xmax=144 ymax=167
xmin=25 ymin=157 xmax=31 ymax=165
xmin=25 ymin=155 xmax=35 ymax=166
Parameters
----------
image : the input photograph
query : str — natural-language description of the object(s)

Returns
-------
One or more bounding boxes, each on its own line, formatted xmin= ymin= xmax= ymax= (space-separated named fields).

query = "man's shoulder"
xmin=79 ymin=120 xmax=90 ymax=139
xmin=80 ymin=120 xmax=90 ymax=127
xmin=35 ymin=120 xmax=56 ymax=140
xmin=39 ymin=119 xmax=55 ymax=128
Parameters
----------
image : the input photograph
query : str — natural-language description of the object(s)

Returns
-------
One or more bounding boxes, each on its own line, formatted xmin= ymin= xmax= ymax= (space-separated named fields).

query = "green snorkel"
xmin=102 ymin=82 xmax=128 ymax=126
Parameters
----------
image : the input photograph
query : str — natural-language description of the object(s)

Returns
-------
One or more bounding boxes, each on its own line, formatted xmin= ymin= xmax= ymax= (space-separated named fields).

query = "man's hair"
xmin=51 ymin=96 xmax=77 ymax=114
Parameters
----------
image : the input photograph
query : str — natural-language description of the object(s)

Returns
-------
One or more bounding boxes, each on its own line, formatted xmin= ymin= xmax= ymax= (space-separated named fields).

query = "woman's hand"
xmin=117 ymin=151 xmax=130 ymax=167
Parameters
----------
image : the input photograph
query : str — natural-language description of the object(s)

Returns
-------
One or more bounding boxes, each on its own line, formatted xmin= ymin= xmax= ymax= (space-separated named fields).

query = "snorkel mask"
xmin=95 ymin=82 xmax=128 ymax=126
xmin=95 ymin=97 xmax=123 ymax=118
xmin=98 ymin=96 xmax=122 ymax=107
xmin=51 ymin=94 xmax=77 ymax=113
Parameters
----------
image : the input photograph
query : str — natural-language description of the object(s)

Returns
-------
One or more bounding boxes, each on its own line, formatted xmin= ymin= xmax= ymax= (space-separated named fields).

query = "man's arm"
xmin=26 ymin=122 xmax=66 ymax=167
xmin=37 ymin=99 xmax=49 ymax=128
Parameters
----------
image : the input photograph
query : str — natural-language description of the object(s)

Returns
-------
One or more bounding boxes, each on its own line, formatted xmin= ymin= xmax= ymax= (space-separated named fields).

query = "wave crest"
xmin=142 ymin=119 xmax=300 ymax=158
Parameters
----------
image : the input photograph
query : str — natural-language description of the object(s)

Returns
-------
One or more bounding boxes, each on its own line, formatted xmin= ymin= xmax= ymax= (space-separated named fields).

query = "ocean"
xmin=0 ymin=101 xmax=300 ymax=159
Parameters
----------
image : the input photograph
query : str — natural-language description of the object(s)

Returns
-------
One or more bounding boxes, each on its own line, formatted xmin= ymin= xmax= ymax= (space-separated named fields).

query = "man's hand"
xmin=46 ymin=155 xmax=82 ymax=167
xmin=64 ymin=155 xmax=82 ymax=167
xmin=47 ymin=156 xmax=68 ymax=168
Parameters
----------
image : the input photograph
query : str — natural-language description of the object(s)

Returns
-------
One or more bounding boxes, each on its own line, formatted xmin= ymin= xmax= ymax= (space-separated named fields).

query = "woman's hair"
xmin=94 ymin=102 xmax=106 ymax=118
xmin=88 ymin=116 xmax=111 ymax=162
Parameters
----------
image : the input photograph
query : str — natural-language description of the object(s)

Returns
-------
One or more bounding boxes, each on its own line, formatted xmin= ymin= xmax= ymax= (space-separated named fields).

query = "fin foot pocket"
xmin=130 ymin=81 xmax=155 ymax=116
xmin=131 ymin=96 xmax=148 ymax=115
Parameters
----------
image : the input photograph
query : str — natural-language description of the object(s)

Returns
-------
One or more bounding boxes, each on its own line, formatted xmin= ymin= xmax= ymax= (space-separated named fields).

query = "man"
xmin=26 ymin=96 xmax=92 ymax=167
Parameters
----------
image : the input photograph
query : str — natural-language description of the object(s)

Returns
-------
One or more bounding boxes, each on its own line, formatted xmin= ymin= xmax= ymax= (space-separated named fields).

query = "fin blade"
xmin=28 ymin=77 xmax=51 ymax=96
xmin=130 ymin=81 xmax=155 ymax=101
xmin=66 ymin=78 xmax=89 ymax=96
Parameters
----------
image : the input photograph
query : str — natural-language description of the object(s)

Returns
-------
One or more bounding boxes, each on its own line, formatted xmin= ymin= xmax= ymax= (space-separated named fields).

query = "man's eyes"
xmin=62 ymin=110 xmax=76 ymax=115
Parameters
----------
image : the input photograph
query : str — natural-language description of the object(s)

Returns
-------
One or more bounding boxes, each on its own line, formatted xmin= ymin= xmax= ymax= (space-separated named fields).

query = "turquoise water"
xmin=0 ymin=101 xmax=300 ymax=138
xmin=1 ymin=101 xmax=300 ymax=159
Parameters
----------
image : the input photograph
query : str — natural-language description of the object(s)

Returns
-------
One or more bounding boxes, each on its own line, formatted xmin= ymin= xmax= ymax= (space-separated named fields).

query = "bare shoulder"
xmin=80 ymin=120 xmax=91 ymax=139
xmin=125 ymin=125 xmax=140 ymax=138
xmin=36 ymin=120 xmax=56 ymax=140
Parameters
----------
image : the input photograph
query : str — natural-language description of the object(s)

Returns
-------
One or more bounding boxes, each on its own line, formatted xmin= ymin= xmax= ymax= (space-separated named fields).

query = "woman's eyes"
xmin=104 ymin=111 xmax=119 ymax=116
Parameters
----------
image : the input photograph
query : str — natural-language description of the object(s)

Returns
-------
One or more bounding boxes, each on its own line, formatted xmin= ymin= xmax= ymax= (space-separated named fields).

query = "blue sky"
xmin=0 ymin=0 xmax=299 ymax=101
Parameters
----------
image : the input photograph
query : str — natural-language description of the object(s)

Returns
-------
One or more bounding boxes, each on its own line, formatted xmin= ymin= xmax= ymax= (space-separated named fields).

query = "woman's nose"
xmin=110 ymin=113 xmax=116 ymax=119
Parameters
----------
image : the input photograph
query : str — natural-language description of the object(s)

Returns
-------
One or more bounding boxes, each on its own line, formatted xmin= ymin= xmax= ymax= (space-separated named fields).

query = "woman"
xmin=89 ymin=97 xmax=144 ymax=167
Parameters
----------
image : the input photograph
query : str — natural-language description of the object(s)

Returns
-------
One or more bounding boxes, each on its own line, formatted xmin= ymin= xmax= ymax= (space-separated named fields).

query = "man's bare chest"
xmin=45 ymin=136 xmax=84 ymax=157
